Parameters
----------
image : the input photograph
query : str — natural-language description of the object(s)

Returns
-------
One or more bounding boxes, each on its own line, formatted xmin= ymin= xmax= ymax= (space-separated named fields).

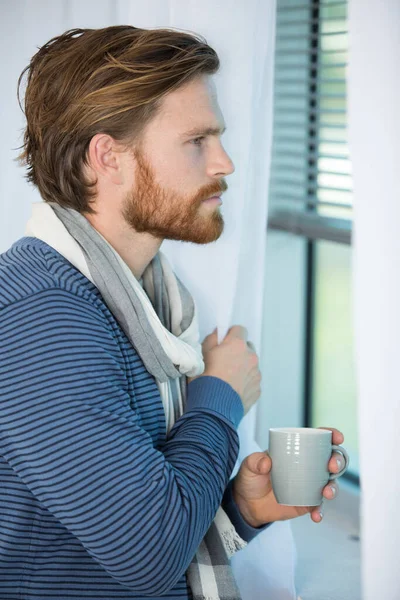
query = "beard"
xmin=121 ymin=147 xmax=226 ymax=244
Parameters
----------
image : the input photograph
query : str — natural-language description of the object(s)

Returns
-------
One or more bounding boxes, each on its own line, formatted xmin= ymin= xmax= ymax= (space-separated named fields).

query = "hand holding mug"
xmin=232 ymin=427 xmax=347 ymax=527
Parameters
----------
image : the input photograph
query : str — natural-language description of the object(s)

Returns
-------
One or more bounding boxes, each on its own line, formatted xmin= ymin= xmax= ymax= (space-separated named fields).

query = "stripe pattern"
xmin=0 ymin=237 xmax=242 ymax=599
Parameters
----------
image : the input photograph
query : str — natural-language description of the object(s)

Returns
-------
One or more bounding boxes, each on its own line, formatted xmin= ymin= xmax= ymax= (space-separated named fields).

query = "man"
xmin=0 ymin=26 xmax=343 ymax=599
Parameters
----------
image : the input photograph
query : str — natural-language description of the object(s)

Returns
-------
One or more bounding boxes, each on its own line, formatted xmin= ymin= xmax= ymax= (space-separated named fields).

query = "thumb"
xmin=241 ymin=451 xmax=272 ymax=476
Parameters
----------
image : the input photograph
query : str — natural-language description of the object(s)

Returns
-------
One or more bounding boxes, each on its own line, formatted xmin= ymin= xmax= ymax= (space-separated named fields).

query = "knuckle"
xmin=231 ymin=324 xmax=247 ymax=338
xmin=250 ymin=353 xmax=259 ymax=367
xmin=235 ymin=338 xmax=247 ymax=352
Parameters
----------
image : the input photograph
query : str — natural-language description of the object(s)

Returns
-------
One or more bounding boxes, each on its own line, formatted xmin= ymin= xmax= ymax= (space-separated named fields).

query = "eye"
xmin=191 ymin=136 xmax=205 ymax=146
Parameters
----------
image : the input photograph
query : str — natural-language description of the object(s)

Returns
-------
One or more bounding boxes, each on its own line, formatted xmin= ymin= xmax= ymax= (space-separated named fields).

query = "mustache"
xmin=197 ymin=180 xmax=228 ymax=203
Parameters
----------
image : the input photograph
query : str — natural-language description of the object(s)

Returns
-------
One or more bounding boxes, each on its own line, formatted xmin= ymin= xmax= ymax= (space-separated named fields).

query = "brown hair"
xmin=17 ymin=25 xmax=219 ymax=214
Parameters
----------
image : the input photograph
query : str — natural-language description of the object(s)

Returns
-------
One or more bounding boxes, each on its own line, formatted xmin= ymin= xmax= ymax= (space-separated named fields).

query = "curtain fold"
xmin=348 ymin=1 xmax=400 ymax=599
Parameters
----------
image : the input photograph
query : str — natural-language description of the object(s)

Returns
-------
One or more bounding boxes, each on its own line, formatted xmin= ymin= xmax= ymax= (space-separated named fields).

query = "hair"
xmin=17 ymin=25 xmax=220 ymax=214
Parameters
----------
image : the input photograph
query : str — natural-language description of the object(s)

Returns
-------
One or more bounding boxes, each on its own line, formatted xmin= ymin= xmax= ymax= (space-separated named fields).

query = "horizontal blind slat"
xmin=267 ymin=209 xmax=352 ymax=245
xmin=275 ymin=48 xmax=347 ymax=56
xmin=269 ymin=194 xmax=352 ymax=210
xmin=278 ymin=2 xmax=346 ymax=11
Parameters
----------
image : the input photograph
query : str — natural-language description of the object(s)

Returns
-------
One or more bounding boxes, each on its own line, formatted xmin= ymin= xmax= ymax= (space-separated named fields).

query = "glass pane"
xmin=311 ymin=241 xmax=358 ymax=475
xmin=320 ymin=32 xmax=348 ymax=52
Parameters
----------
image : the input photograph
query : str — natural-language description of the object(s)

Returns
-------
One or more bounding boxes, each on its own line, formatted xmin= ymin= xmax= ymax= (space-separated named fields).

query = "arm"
xmin=0 ymin=288 xmax=243 ymax=595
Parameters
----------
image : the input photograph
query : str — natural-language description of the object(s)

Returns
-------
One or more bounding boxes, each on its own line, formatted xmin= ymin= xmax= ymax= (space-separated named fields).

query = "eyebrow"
xmin=181 ymin=125 xmax=227 ymax=138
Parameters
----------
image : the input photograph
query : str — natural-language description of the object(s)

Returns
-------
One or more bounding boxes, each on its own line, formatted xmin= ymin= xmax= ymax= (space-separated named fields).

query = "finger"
xmin=202 ymin=328 xmax=219 ymax=353
xmin=328 ymin=451 xmax=345 ymax=474
xmin=318 ymin=427 xmax=344 ymax=445
xmin=322 ymin=481 xmax=339 ymax=500
xmin=246 ymin=365 xmax=261 ymax=380
xmin=226 ymin=325 xmax=248 ymax=342
xmin=247 ymin=341 xmax=256 ymax=353
xmin=243 ymin=380 xmax=262 ymax=405
xmin=310 ymin=503 xmax=324 ymax=523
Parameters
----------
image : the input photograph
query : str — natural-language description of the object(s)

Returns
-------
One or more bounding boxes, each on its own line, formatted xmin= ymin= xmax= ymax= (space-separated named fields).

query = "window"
xmin=266 ymin=0 xmax=358 ymax=479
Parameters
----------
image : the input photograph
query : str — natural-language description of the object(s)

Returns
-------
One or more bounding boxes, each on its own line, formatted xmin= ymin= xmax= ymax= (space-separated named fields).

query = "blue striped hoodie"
xmin=0 ymin=237 xmax=266 ymax=599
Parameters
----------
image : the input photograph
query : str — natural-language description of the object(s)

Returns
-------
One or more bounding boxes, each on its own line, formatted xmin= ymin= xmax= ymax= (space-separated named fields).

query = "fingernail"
xmin=330 ymin=485 xmax=336 ymax=497
xmin=336 ymin=458 xmax=342 ymax=470
xmin=319 ymin=510 xmax=323 ymax=520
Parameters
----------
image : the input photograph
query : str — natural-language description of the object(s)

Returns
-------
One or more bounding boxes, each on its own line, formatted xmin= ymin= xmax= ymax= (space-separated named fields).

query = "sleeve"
xmin=0 ymin=288 xmax=243 ymax=596
xmin=221 ymin=478 xmax=272 ymax=543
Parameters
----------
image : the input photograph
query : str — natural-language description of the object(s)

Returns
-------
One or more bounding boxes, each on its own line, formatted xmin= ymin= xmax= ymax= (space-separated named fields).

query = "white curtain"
xmin=159 ymin=3 xmax=297 ymax=599
xmin=348 ymin=1 xmax=400 ymax=599
xmin=1 ymin=1 xmax=297 ymax=598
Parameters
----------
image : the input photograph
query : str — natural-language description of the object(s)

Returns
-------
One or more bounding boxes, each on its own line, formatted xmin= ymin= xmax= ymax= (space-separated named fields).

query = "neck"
xmin=84 ymin=212 xmax=163 ymax=280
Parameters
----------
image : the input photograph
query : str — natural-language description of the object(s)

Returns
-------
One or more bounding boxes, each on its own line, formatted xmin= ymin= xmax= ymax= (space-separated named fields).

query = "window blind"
xmin=268 ymin=0 xmax=352 ymax=245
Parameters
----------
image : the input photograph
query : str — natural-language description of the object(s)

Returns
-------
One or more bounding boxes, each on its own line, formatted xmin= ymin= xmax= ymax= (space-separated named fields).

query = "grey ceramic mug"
xmin=268 ymin=427 xmax=349 ymax=506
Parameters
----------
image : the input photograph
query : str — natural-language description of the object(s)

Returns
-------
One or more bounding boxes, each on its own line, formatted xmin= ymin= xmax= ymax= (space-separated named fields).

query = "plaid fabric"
xmin=188 ymin=508 xmax=246 ymax=599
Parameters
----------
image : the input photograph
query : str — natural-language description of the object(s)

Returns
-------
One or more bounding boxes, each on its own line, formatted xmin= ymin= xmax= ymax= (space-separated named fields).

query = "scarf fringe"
xmin=220 ymin=527 xmax=248 ymax=559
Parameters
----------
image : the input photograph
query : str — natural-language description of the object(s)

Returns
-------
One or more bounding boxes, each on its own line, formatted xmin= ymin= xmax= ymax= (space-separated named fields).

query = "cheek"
xmin=147 ymin=143 xmax=205 ymax=197
xmin=175 ymin=147 xmax=207 ymax=186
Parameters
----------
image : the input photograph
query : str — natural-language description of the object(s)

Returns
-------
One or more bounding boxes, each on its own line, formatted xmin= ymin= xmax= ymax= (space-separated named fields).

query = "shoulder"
xmin=0 ymin=236 xmax=106 ymax=316
xmin=0 ymin=237 xmax=123 ymax=348
xmin=0 ymin=237 xmax=54 ymax=307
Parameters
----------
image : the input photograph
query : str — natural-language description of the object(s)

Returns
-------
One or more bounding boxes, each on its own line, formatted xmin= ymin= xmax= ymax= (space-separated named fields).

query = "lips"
xmin=202 ymin=196 xmax=223 ymax=206
xmin=203 ymin=194 xmax=222 ymax=201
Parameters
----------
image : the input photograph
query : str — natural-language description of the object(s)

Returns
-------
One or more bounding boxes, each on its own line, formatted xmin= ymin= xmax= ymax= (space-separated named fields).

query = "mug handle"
xmin=328 ymin=445 xmax=350 ymax=481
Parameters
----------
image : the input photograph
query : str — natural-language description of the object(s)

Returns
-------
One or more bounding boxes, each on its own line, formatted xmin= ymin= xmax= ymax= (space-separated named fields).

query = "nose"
xmin=208 ymin=143 xmax=235 ymax=178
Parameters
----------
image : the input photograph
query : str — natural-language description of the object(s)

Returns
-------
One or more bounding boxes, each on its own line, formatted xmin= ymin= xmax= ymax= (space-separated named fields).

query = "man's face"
xmin=122 ymin=75 xmax=235 ymax=244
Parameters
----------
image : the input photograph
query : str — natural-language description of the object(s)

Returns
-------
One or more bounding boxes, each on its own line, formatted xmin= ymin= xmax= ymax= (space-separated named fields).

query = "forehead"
xmin=149 ymin=75 xmax=226 ymax=136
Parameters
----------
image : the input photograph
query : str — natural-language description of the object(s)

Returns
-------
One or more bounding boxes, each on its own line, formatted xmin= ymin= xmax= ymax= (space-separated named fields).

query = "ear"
xmin=87 ymin=133 xmax=125 ymax=185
